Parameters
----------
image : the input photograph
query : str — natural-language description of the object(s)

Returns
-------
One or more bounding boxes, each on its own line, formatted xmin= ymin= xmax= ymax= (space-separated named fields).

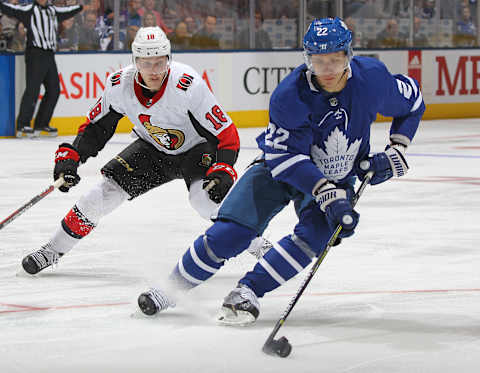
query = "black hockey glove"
xmin=314 ymin=181 xmax=359 ymax=238
xmin=356 ymin=144 xmax=409 ymax=185
xmin=54 ymin=143 xmax=81 ymax=193
xmin=203 ymin=162 xmax=238 ymax=204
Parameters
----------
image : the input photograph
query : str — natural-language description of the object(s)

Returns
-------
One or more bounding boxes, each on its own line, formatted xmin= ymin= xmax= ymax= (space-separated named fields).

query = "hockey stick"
xmin=0 ymin=177 xmax=65 ymax=231
xmin=262 ymin=171 xmax=374 ymax=358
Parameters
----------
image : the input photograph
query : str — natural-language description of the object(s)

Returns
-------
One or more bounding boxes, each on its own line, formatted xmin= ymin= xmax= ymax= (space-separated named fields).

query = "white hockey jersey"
xmin=79 ymin=61 xmax=238 ymax=156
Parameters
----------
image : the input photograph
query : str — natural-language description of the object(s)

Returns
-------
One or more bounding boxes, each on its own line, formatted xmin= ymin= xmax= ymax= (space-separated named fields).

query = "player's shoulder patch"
xmin=176 ymin=72 xmax=195 ymax=91
xmin=110 ymin=70 xmax=123 ymax=86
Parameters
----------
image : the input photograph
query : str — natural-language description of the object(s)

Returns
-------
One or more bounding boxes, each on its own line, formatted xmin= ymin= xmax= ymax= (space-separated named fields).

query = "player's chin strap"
xmin=134 ymin=68 xmax=170 ymax=91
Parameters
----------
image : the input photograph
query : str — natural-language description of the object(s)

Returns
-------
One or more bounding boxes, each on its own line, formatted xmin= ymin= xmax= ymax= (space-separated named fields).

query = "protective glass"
xmin=305 ymin=52 xmax=349 ymax=76
xmin=135 ymin=56 xmax=170 ymax=75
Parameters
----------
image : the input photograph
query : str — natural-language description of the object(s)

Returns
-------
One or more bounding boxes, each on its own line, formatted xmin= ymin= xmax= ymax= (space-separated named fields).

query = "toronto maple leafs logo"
xmin=311 ymin=127 xmax=361 ymax=182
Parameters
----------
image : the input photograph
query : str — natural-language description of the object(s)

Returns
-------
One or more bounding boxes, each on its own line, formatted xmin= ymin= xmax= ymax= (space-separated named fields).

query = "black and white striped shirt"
xmin=0 ymin=1 xmax=82 ymax=51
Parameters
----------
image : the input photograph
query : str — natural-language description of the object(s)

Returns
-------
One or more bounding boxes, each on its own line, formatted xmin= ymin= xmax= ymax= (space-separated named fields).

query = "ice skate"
xmin=34 ymin=126 xmax=58 ymax=137
xmin=247 ymin=237 xmax=273 ymax=260
xmin=22 ymin=246 xmax=62 ymax=275
xmin=137 ymin=288 xmax=176 ymax=316
xmin=216 ymin=284 xmax=259 ymax=326
xmin=16 ymin=126 xmax=35 ymax=138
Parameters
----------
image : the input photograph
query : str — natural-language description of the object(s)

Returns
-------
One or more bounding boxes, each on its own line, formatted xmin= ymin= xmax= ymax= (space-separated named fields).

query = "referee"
xmin=0 ymin=0 xmax=83 ymax=137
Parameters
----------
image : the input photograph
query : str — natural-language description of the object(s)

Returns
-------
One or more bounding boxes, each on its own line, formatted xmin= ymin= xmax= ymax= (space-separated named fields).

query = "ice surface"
xmin=1 ymin=120 xmax=479 ymax=373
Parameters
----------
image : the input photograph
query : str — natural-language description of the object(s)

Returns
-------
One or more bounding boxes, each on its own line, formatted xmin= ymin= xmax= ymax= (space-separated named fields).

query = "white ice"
xmin=0 ymin=119 xmax=479 ymax=373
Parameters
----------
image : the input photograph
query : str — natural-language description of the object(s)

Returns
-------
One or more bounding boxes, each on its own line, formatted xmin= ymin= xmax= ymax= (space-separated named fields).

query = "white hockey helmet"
xmin=132 ymin=26 xmax=171 ymax=61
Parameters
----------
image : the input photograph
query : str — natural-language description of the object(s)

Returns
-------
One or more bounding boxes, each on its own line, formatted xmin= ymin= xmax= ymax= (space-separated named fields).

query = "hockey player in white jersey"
xmin=21 ymin=27 xmax=268 ymax=275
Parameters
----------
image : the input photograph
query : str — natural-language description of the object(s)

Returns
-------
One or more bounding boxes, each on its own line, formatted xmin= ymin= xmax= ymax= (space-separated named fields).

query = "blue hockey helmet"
xmin=303 ymin=17 xmax=353 ymax=74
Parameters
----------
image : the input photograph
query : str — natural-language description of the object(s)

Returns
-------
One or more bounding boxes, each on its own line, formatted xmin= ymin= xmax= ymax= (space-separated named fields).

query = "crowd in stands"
xmin=0 ymin=0 xmax=478 ymax=52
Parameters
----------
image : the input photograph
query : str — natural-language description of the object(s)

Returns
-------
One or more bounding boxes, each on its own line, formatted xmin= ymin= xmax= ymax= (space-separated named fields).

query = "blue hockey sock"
xmin=239 ymin=235 xmax=312 ymax=297
xmin=170 ymin=235 xmax=225 ymax=290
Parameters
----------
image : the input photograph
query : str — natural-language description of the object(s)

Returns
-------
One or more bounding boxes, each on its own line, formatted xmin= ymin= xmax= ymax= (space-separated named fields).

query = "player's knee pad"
xmin=205 ymin=220 xmax=258 ymax=259
xmin=188 ymin=179 xmax=219 ymax=221
xmin=239 ymin=235 xmax=312 ymax=297
xmin=170 ymin=234 xmax=226 ymax=290
xmin=62 ymin=178 xmax=128 ymax=239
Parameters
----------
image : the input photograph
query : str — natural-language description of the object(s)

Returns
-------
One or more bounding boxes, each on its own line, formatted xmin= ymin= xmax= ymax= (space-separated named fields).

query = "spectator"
xmin=1 ymin=0 xmax=19 ymax=44
xmin=8 ymin=21 xmax=26 ymax=51
xmin=374 ymin=18 xmax=407 ymax=48
xmin=236 ymin=11 xmax=272 ymax=49
xmin=344 ymin=16 xmax=360 ymax=47
xmin=127 ymin=0 xmax=142 ymax=27
xmin=190 ymin=14 xmax=220 ymax=49
xmin=454 ymin=6 xmax=477 ymax=46
xmin=420 ymin=0 xmax=436 ymax=18
xmin=58 ymin=17 xmax=79 ymax=51
xmin=78 ymin=11 xmax=100 ymax=50
xmin=411 ymin=16 xmax=430 ymax=47
xmin=124 ymin=24 xmax=139 ymax=50
xmin=0 ymin=23 xmax=7 ymax=50
xmin=0 ymin=0 xmax=83 ymax=137
xmin=142 ymin=11 xmax=157 ymax=27
xmin=169 ymin=20 xmax=191 ymax=50
xmin=183 ymin=15 xmax=198 ymax=36
xmin=138 ymin=0 xmax=171 ymax=33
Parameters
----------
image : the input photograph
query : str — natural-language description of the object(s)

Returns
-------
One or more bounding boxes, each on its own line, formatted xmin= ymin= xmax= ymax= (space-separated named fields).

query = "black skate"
xmin=16 ymin=126 xmax=35 ymax=138
xmin=138 ymin=288 xmax=176 ymax=316
xmin=22 ymin=246 xmax=62 ymax=275
xmin=34 ymin=126 xmax=58 ymax=137
xmin=216 ymin=284 xmax=260 ymax=326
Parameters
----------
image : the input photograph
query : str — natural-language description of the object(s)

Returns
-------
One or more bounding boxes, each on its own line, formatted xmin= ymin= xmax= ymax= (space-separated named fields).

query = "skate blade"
xmin=34 ymin=130 xmax=58 ymax=137
xmin=16 ymin=132 xmax=35 ymax=139
xmin=216 ymin=306 xmax=256 ymax=326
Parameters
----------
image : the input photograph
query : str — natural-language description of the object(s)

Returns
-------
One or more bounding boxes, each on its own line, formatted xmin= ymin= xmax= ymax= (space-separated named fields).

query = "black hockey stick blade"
xmin=262 ymin=336 xmax=292 ymax=358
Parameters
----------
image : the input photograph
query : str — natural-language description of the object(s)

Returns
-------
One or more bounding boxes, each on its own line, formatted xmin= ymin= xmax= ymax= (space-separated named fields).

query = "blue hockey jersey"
xmin=256 ymin=56 xmax=425 ymax=197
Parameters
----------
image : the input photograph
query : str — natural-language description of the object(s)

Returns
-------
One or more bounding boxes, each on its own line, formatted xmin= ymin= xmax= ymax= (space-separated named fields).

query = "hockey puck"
xmin=262 ymin=336 xmax=292 ymax=358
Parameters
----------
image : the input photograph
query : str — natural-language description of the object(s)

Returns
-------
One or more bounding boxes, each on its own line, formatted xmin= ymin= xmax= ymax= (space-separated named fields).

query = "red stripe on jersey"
xmin=217 ymin=124 xmax=240 ymax=151
xmin=63 ymin=207 xmax=95 ymax=238
xmin=134 ymin=70 xmax=170 ymax=108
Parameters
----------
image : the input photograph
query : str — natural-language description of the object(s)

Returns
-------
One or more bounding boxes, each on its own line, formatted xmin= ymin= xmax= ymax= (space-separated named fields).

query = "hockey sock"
xmin=170 ymin=235 xmax=225 ymax=290
xmin=47 ymin=178 xmax=129 ymax=253
xmin=170 ymin=220 xmax=257 ymax=289
xmin=239 ymin=235 xmax=312 ymax=297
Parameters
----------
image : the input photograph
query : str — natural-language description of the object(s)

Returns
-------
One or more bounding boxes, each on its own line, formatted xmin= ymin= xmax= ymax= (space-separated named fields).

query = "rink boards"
xmin=1 ymin=48 xmax=480 ymax=136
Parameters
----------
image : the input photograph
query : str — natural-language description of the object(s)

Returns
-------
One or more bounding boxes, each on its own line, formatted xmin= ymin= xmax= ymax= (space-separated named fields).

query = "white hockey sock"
xmin=46 ymin=177 xmax=130 ymax=254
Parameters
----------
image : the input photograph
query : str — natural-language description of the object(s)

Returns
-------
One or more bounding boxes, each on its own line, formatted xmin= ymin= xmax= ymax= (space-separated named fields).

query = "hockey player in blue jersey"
xmin=137 ymin=17 xmax=425 ymax=324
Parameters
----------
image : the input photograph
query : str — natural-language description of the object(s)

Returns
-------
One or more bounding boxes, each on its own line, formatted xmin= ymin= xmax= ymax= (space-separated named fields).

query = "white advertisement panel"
xmin=422 ymin=49 xmax=480 ymax=103
xmin=13 ymin=49 xmax=480 ymax=125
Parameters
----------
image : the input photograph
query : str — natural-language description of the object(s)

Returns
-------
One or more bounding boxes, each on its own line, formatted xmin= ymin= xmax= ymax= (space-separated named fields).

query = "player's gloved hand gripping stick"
xmin=1 ymin=142 xmax=82 ymax=231
xmin=262 ymin=171 xmax=374 ymax=358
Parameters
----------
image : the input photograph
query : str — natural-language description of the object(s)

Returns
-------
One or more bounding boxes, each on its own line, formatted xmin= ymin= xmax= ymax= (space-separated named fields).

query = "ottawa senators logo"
xmin=176 ymin=73 xmax=194 ymax=91
xmin=138 ymin=114 xmax=185 ymax=150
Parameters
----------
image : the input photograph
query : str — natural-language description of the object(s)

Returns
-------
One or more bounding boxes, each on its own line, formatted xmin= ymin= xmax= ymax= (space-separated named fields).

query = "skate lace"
xmin=225 ymin=285 xmax=260 ymax=310
xmin=30 ymin=247 xmax=59 ymax=270
xmin=148 ymin=288 xmax=176 ymax=311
